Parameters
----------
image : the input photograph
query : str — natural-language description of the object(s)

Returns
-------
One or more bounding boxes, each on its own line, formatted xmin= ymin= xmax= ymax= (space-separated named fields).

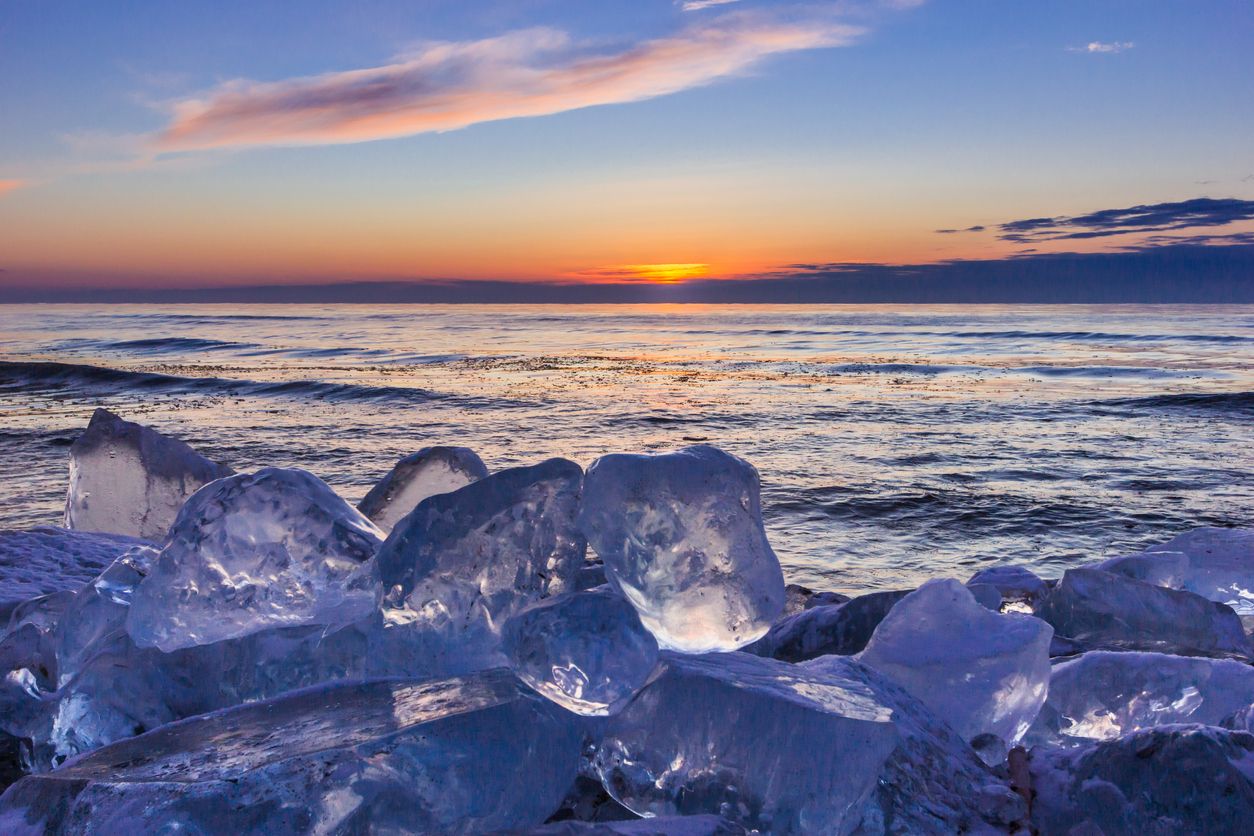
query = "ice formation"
xmin=64 ymin=408 xmax=232 ymax=541
xmin=373 ymin=458 xmax=586 ymax=676
xmin=746 ymin=589 xmax=910 ymax=662
xmin=1095 ymin=550 xmax=1188 ymax=588
xmin=503 ymin=588 xmax=659 ymax=715
xmin=358 ymin=446 xmax=489 ymax=533
xmin=966 ymin=564 xmax=1049 ymax=608
xmin=579 ymin=446 xmax=785 ymax=652
xmin=1 ymin=415 xmax=1251 ymax=832
xmin=857 ymin=579 xmax=1053 ymax=746
xmin=595 ymin=651 xmax=1024 ymax=833
xmin=55 ymin=544 xmax=157 ymax=681
xmin=1148 ymin=526 xmax=1254 ymax=614
xmin=126 ymin=468 xmax=384 ymax=652
xmin=1030 ymin=724 xmax=1254 ymax=834
xmin=593 ymin=651 xmax=899 ymax=833
xmin=1035 ymin=566 xmax=1250 ymax=658
xmin=0 ymin=527 xmax=150 ymax=615
xmin=0 ymin=670 xmax=584 ymax=834
xmin=1026 ymin=650 xmax=1254 ymax=748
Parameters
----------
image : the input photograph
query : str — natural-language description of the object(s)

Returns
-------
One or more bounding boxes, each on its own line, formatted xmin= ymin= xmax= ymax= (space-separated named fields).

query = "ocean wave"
xmin=1086 ymin=391 xmax=1254 ymax=416
xmin=0 ymin=360 xmax=522 ymax=408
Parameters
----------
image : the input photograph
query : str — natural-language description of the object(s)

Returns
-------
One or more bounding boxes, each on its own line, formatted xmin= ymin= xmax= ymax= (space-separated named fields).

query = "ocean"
xmin=1 ymin=303 xmax=1251 ymax=594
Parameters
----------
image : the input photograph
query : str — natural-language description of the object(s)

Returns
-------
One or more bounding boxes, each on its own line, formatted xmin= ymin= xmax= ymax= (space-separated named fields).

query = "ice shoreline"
xmin=1 ymin=410 xmax=1252 ymax=833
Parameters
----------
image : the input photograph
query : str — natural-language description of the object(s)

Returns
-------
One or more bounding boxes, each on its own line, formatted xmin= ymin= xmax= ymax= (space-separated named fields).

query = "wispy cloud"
xmin=0 ymin=179 xmax=27 ymax=197
xmin=679 ymin=0 xmax=741 ymax=11
xmin=1068 ymin=41 xmax=1134 ymax=54
xmin=154 ymin=13 xmax=862 ymax=152
xmin=996 ymin=198 xmax=1254 ymax=243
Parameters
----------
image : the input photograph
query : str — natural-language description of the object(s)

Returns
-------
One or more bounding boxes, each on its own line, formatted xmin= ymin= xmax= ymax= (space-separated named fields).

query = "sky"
xmin=1 ymin=0 xmax=1253 ymax=300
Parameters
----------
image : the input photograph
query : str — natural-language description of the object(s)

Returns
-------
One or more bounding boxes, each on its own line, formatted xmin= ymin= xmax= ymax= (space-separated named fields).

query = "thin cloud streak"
xmin=1068 ymin=41 xmax=1134 ymax=54
xmin=679 ymin=0 xmax=741 ymax=11
xmin=0 ymin=179 xmax=27 ymax=196
xmin=155 ymin=14 xmax=862 ymax=152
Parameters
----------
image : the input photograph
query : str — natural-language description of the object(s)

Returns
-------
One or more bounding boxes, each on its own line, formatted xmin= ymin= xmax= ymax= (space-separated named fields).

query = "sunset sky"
xmin=2 ymin=0 xmax=1253 ymax=295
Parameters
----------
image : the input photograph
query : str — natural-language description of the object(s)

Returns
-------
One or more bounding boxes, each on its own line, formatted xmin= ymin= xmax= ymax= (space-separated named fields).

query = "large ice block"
xmin=358 ymin=446 xmax=489 ymax=533
xmin=806 ymin=656 xmax=1026 ymax=833
xmin=64 ymin=409 xmax=232 ymax=541
xmin=966 ymin=565 xmax=1049 ymax=608
xmin=126 ymin=468 xmax=384 ymax=652
xmin=44 ymin=618 xmax=374 ymax=768
xmin=1149 ymin=527 xmax=1254 ymax=614
xmin=374 ymin=458 xmax=586 ymax=675
xmin=1025 ymin=650 xmax=1254 ymax=748
xmin=503 ymin=588 xmax=659 ymax=715
xmin=745 ymin=589 xmax=910 ymax=662
xmin=593 ymin=650 xmax=899 ymax=834
xmin=1030 ymin=725 xmax=1254 ymax=835
xmin=858 ymin=579 xmax=1053 ymax=745
xmin=0 ymin=670 xmax=584 ymax=835
xmin=1034 ymin=567 xmax=1250 ymax=659
xmin=578 ymin=446 xmax=785 ymax=653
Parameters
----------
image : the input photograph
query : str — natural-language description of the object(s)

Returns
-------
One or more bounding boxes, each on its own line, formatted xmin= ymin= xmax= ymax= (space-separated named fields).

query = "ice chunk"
xmin=55 ymin=545 xmax=157 ymax=682
xmin=1030 ymin=725 xmax=1254 ymax=835
xmin=358 ymin=446 xmax=489 ymax=533
xmin=858 ymin=579 xmax=1053 ymax=745
xmin=1149 ymin=527 xmax=1254 ymax=614
xmin=966 ymin=565 xmax=1049 ymax=607
xmin=503 ymin=588 xmax=659 ymax=716
xmin=373 ymin=459 xmax=586 ymax=676
xmin=0 ymin=527 xmax=150 ymax=616
xmin=745 ymin=589 xmax=910 ymax=662
xmin=43 ymin=618 xmax=374 ymax=768
xmin=64 ymin=408 xmax=232 ymax=541
xmin=579 ymin=446 xmax=785 ymax=653
xmin=805 ymin=656 xmax=1027 ymax=832
xmin=126 ymin=468 xmax=383 ymax=652
xmin=593 ymin=651 xmax=898 ymax=834
xmin=0 ymin=670 xmax=584 ymax=835
xmin=1034 ymin=567 xmax=1250 ymax=659
xmin=1025 ymin=650 xmax=1254 ymax=748
xmin=595 ymin=651 xmax=1023 ymax=834
xmin=1095 ymin=550 xmax=1188 ymax=589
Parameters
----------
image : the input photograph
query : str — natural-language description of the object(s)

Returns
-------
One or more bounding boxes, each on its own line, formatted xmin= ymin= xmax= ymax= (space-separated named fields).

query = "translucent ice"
xmin=374 ymin=458 xmax=586 ymax=675
xmin=0 ymin=527 xmax=151 ymax=615
xmin=44 ymin=618 xmax=373 ymax=767
xmin=0 ymin=670 xmax=584 ymax=835
xmin=358 ymin=446 xmax=489 ymax=533
xmin=56 ymin=545 xmax=157 ymax=682
xmin=966 ymin=565 xmax=1049 ymax=608
xmin=858 ymin=579 xmax=1053 ymax=745
xmin=64 ymin=409 xmax=232 ymax=541
xmin=595 ymin=651 xmax=1023 ymax=833
xmin=1030 ymin=725 xmax=1254 ymax=835
xmin=1095 ymin=550 xmax=1188 ymax=588
xmin=1035 ymin=567 xmax=1250 ymax=659
xmin=1149 ymin=527 xmax=1254 ymax=614
xmin=593 ymin=651 xmax=898 ymax=834
xmin=1025 ymin=650 xmax=1254 ymax=748
xmin=126 ymin=468 xmax=384 ymax=652
xmin=579 ymin=446 xmax=785 ymax=653
xmin=746 ymin=589 xmax=910 ymax=662
xmin=503 ymin=588 xmax=659 ymax=715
